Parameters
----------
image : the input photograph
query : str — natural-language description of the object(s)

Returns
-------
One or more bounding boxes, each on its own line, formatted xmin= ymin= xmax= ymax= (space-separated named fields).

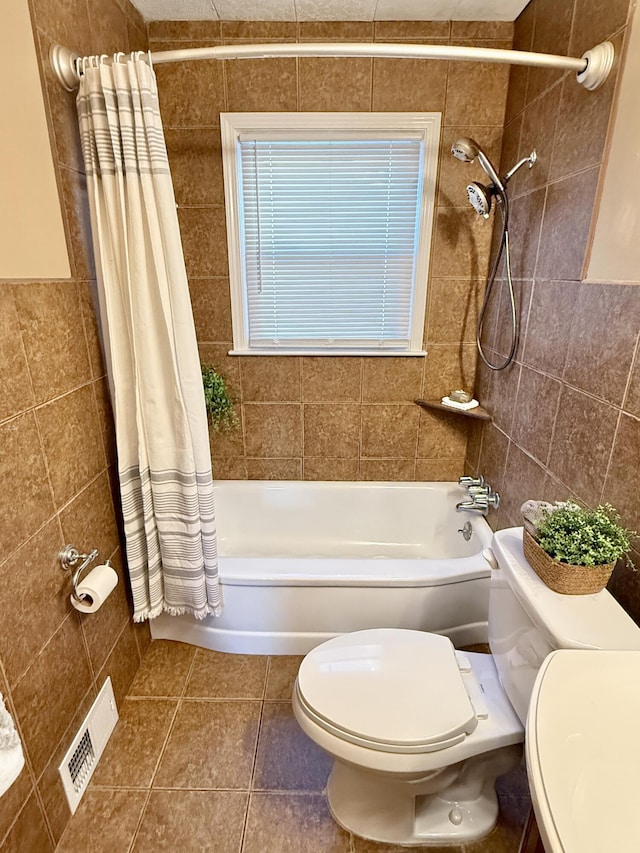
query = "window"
xmin=220 ymin=113 xmax=440 ymax=355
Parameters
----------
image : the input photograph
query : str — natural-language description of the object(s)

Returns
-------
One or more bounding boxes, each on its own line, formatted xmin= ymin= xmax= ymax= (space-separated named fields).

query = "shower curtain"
xmin=76 ymin=54 xmax=222 ymax=620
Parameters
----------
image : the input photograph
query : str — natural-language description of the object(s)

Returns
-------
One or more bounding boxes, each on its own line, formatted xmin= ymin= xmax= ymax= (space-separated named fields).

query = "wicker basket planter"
xmin=522 ymin=530 xmax=615 ymax=595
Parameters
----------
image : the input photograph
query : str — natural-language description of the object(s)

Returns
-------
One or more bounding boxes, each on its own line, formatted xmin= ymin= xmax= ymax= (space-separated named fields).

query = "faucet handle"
xmin=458 ymin=475 xmax=484 ymax=488
xmin=468 ymin=483 xmax=490 ymax=497
xmin=486 ymin=491 xmax=500 ymax=509
xmin=473 ymin=490 xmax=500 ymax=509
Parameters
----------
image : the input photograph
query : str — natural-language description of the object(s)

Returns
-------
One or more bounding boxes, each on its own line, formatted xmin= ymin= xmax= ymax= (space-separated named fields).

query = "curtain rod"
xmin=50 ymin=39 xmax=614 ymax=93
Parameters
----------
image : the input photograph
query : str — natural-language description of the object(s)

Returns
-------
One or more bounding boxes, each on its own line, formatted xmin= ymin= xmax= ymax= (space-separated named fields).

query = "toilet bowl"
xmin=293 ymin=528 xmax=640 ymax=846
xmin=292 ymin=629 xmax=523 ymax=846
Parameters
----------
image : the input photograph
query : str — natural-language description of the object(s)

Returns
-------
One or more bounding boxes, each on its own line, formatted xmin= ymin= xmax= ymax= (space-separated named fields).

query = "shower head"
xmin=466 ymin=181 xmax=493 ymax=218
xmin=451 ymin=137 xmax=480 ymax=163
xmin=451 ymin=136 xmax=505 ymax=194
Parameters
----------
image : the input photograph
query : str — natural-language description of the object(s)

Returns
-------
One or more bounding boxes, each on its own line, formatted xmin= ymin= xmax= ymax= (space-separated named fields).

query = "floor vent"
xmin=59 ymin=677 xmax=119 ymax=814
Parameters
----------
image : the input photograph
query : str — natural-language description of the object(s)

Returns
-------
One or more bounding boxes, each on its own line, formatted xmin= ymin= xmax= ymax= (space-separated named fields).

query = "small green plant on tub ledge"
xmin=521 ymin=500 xmax=636 ymax=595
xmin=201 ymin=364 xmax=239 ymax=434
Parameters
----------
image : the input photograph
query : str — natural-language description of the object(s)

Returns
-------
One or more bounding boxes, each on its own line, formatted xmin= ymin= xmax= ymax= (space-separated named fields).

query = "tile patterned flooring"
xmin=55 ymin=641 xmax=531 ymax=852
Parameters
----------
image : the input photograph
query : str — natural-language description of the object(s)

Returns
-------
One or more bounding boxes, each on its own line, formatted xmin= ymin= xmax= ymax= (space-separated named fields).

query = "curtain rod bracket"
xmin=577 ymin=41 xmax=615 ymax=90
xmin=50 ymin=43 xmax=79 ymax=91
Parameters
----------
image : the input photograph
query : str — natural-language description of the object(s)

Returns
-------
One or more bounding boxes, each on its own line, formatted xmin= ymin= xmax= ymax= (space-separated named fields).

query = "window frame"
xmin=220 ymin=112 xmax=441 ymax=356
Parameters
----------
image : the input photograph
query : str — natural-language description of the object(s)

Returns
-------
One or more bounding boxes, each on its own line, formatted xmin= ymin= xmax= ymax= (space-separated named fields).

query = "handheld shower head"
xmin=466 ymin=182 xmax=493 ymax=218
xmin=452 ymin=136 xmax=538 ymax=372
xmin=451 ymin=138 xmax=479 ymax=163
xmin=451 ymin=136 xmax=504 ymax=194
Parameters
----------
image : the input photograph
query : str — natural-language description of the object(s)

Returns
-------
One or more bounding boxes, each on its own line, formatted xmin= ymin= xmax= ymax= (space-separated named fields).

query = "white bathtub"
xmin=151 ymin=481 xmax=494 ymax=654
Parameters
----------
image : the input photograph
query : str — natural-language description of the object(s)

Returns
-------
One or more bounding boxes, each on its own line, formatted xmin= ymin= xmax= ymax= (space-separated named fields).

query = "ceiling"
xmin=131 ymin=0 xmax=530 ymax=23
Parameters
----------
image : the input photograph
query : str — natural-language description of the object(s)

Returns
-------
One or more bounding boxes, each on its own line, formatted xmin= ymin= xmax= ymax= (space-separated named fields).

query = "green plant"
xmin=536 ymin=502 xmax=636 ymax=569
xmin=201 ymin=364 xmax=239 ymax=434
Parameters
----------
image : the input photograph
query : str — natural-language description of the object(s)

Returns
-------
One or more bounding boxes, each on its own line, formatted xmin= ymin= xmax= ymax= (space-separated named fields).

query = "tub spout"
xmin=456 ymin=498 xmax=489 ymax=514
xmin=456 ymin=490 xmax=500 ymax=516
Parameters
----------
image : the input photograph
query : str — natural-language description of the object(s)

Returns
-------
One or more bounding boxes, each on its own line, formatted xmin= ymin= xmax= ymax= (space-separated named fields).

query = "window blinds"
xmin=238 ymin=137 xmax=424 ymax=350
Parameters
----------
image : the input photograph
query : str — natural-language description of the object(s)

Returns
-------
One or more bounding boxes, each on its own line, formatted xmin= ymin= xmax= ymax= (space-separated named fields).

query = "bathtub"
xmin=151 ymin=480 xmax=494 ymax=654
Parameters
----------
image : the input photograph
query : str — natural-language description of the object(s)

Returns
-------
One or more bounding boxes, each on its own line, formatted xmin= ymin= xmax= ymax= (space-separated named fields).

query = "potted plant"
xmin=201 ymin=364 xmax=239 ymax=434
xmin=521 ymin=501 xmax=636 ymax=595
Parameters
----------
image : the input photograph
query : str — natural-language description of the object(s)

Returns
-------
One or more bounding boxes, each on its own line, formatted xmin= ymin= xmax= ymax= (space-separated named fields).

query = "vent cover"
xmin=59 ymin=677 xmax=119 ymax=814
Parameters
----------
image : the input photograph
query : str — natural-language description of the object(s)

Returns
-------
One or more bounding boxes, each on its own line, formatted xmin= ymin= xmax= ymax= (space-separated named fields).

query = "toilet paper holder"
xmin=59 ymin=545 xmax=111 ymax=605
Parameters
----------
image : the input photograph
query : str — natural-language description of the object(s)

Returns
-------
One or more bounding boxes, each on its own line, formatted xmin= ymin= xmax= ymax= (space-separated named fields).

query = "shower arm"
xmin=50 ymin=39 xmax=614 ymax=93
xmin=503 ymin=151 xmax=537 ymax=183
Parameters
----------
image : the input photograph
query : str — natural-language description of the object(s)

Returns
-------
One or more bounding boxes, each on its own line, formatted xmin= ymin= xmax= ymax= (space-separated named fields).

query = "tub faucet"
xmin=456 ymin=489 xmax=500 ymax=516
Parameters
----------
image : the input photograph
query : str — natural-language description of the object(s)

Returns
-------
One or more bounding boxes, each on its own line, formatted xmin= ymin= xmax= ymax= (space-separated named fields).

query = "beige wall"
xmin=586 ymin=0 xmax=640 ymax=282
xmin=0 ymin=1 xmax=149 ymax=849
xmin=0 ymin=2 xmax=69 ymax=279
xmin=149 ymin=18 xmax=513 ymax=482
xmin=466 ymin=0 xmax=640 ymax=619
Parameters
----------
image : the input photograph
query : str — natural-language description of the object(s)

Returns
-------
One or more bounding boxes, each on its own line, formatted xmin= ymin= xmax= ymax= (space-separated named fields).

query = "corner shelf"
xmin=414 ymin=399 xmax=492 ymax=422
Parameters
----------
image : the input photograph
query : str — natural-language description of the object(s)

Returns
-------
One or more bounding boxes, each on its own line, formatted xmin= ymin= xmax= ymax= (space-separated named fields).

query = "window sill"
xmin=228 ymin=349 xmax=428 ymax=357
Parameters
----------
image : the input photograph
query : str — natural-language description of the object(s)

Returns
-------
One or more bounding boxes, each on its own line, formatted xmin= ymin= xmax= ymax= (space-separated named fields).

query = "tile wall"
xmin=148 ymin=19 xmax=514 ymax=482
xmin=0 ymin=1 xmax=150 ymax=849
xmin=466 ymin=0 xmax=640 ymax=619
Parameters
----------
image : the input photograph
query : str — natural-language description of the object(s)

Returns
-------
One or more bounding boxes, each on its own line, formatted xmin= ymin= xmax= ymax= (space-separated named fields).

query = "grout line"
xmin=599 ymin=407 xmax=624 ymax=506
xmin=240 ymin=790 xmax=253 ymax=853
xmin=93 ymin=783 xmax=253 ymax=792
xmin=10 ymin=609 xmax=82 ymax=695
xmin=239 ymin=686 xmax=266 ymax=852
xmin=126 ymin=648 xmax=198 ymax=852
xmin=94 ymin=617 xmax=134 ymax=687
xmin=620 ymin=329 xmax=640 ymax=415
xmin=127 ymin=786 xmax=153 ymax=853
xmin=121 ymin=694 xmax=268 ymax=702
xmin=77 ymin=280 xmax=100 ymax=381
xmin=501 ymin=361 xmax=521 ymax=437
xmin=544 ymin=370 xmax=566 ymax=471
xmin=89 ymin=380 xmax=110 ymax=475
xmin=77 ymin=609 xmax=97 ymax=687
xmin=0 ymin=663 xmax=49 ymax=849
xmin=221 ymin=46 xmax=229 ymax=112
xmin=7 ymin=286 xmax=38 ymax=415
xmin=262 ymin=657 xmax=270 ymax=702
xmin=131 ymin=785 xmax=327 ymax=796
xmin=31 ymin=375 xmax=103 ymax=415
xmin=32 ymin=408 xmax=58 ymax=525
xmin=248 ymin=702 xmax=264 ymax=795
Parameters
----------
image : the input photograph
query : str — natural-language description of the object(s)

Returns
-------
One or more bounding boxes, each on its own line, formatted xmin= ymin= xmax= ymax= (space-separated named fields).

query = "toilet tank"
xmin=488 ymin=528 xmax=640 ymax=724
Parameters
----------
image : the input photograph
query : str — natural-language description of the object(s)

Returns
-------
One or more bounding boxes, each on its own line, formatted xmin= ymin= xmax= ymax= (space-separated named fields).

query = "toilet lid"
xmin=527 ymin=650 xmax=640 ymax=853
xmin=297 ymin=629 xmax=478 ymax=753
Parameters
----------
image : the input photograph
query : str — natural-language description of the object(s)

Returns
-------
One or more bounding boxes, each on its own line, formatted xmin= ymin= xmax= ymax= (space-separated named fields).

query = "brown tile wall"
xmin=466 ymin=0 xmax=640 ymax=620
xmin=148 ymin=19 xmax=514 ymax=482
xmin=0 ymin=0 xmax=150 ymax=848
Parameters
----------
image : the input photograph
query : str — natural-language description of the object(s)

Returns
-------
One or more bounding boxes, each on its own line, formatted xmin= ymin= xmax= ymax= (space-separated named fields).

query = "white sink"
xmin=526 ymin=649 xmax=640 ymax=853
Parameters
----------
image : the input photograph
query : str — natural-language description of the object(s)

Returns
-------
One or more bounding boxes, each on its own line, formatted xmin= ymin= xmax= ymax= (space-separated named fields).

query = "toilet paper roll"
xmin=70 ymin=564 xmax=118 ymax=614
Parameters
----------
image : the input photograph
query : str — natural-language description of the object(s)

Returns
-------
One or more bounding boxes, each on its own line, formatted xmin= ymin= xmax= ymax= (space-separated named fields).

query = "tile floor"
xmin=55 ymin=641 xmax=531 ymax=853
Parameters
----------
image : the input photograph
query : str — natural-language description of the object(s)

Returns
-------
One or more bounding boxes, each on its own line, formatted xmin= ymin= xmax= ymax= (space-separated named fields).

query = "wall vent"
xmin=58 ymin=677 xmax=119 ymax=814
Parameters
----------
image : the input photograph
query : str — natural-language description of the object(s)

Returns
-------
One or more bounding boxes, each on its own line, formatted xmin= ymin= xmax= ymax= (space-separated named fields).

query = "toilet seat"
xmin=296 ymin=629 xmax=480 ymax=754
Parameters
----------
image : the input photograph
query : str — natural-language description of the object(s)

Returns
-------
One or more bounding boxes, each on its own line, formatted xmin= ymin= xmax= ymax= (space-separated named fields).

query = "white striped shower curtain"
xmin=77 ymin=55 xmax=222 ymax=620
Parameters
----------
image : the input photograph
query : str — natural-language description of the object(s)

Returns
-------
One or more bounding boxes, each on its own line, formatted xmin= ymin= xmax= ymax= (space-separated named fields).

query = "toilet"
xmin=292 ymin=527 xmax=640 ymax=846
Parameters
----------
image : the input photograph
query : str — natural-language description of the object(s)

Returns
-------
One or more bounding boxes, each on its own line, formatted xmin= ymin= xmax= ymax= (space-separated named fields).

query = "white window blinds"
xmin=239 ymin=136 xmax=423 ymax=350
xmin=221 ymin=113 xmax=440 ymax=355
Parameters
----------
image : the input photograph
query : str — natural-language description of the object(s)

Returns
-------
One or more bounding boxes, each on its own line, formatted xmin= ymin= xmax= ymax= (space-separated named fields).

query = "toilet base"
xmin=326 ymin=745 xmax=522 ymax=846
